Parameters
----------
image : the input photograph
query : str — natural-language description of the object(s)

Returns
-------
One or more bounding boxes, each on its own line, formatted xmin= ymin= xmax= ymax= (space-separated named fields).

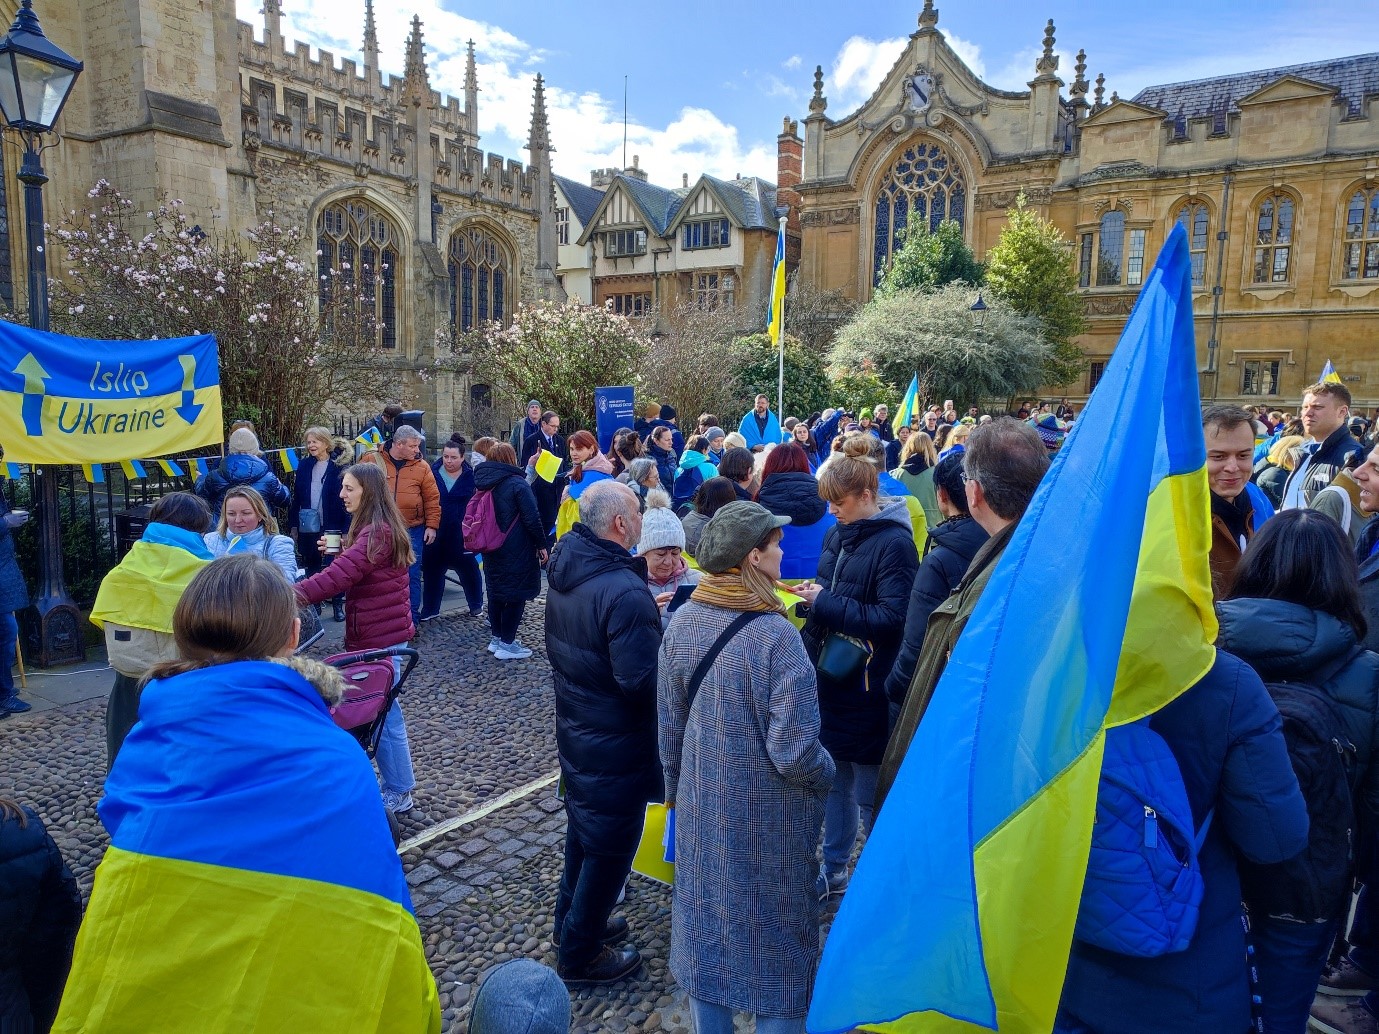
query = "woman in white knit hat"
xmin=638 ymin=496 xmax=700 ymax=630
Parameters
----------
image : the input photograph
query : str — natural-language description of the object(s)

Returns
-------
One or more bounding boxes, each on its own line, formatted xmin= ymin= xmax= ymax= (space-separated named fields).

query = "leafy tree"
xmin=830 ymin=283 xmax=1051 ymax=409
xmin=49 ymin=181 xmax=402 ymax=446
xmin=828 ymin=361 xmax=900 ymax=417
xmin=731 ymin=332 xmax=832 ymax=423
xmin=983 ymin=194 xmax=1088 ymax=388
xmin=468 ymin=299 xmax=648 ymax=430
xmin=875 ymin=220 xmax=983 ymax=298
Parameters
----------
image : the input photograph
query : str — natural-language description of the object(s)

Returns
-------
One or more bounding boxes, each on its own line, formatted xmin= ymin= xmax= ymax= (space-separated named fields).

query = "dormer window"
xmin=683 ymin=219 xmax=730 ymax=250
xmin=605 ymin=229 xmax=647 ymax=257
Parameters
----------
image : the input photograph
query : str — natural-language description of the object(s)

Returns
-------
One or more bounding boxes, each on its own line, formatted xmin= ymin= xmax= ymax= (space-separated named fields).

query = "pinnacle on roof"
xmin=918 ymin=0 xmax=939 ymax=31
xmin=465 ymin=39 xmax=479 ymax=94
xmin=403 ymin=15 xmax=430 ymax=96
xmin=527 ymin=74 xmax=551 ymax=154
xmin=1035 ymin=19 xmax=1059 ymax=76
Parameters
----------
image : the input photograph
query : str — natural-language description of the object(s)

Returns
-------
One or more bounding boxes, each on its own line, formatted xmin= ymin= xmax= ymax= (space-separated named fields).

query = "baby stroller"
xmin=295 ymin=604 xmax=420 ymax=757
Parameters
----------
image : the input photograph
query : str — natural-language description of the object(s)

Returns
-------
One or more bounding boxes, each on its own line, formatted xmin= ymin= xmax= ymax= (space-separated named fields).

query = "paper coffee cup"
xmin=324 ymin=533 xmax=342 ymax=553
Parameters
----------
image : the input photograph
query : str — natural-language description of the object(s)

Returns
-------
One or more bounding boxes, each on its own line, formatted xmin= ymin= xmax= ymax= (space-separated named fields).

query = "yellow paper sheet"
xmin=632 ymin=803 xmax=675 ymax=885
xmin=535 ymin=450 xmax=562 ymax=483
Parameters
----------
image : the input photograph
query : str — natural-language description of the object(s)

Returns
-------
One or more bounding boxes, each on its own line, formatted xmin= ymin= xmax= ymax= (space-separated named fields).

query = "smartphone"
xmin=666 ymin=583 xmax=696 ymax=613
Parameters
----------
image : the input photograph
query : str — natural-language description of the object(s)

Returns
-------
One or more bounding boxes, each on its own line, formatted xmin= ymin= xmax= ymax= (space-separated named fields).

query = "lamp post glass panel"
xmin=0 ymin=0 xmax=84 ymax=665
xmin=969 ymin=291 xmax=988 ymax=332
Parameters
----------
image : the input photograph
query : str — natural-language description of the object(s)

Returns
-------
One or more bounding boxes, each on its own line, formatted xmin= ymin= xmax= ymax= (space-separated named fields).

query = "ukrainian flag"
xmin=54 ymin=659 xmax=441 ymax=1034
xmin=1321 ymin=359 xmax=1343 ymax=384
xmin=767 ymin=219 xmax=786 ymax=347
xmin=894 ymin=373 xmax=919 ymax=435
xmin=807 ymin=224 xmax=1215 ymax=1033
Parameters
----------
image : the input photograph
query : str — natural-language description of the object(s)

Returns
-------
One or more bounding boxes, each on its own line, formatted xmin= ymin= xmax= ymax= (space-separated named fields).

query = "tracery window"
xmin=316 ymin=199 xmax=400 ymax=349
xmin=1175 ymin=201 xmax=1210 ymax=287
xmin=1252 ymin=193 xmax=1295 ymax=284
xmin=1342 ymin=187 xmax=1379 ymax=281
xmin=449 ymin=226 xmax=511 ymax=334
xmin=872 ymin=141 xmax=967 ymax=285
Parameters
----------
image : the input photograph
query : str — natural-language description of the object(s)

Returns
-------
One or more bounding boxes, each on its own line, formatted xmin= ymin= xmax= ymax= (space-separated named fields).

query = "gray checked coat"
xmin=659 ymin=600 xmax=835 ymax=1019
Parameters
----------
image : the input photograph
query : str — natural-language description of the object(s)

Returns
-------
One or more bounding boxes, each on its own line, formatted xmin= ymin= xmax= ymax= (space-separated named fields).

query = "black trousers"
xmin=487 ymin=600 xmax=524 ymax=643
xmin=553 ymin=813 xmax=639 ymax=969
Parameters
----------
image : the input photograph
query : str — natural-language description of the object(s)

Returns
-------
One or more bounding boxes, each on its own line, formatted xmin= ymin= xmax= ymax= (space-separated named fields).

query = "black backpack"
xmin=1239 ymin=678 xmax=1357 ymax=923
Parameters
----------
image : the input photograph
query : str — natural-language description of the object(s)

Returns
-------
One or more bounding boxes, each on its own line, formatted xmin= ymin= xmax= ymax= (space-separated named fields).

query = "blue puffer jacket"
xmin=1058 ymin=650 xmax=1308 ymax=1034
xmin=195 ymin=453 xmax=291 ymax=513
xmin=756 ymin=470 xmax=836 ymax=581
xmin=0 ymin=806 xmax=81 ymax=1031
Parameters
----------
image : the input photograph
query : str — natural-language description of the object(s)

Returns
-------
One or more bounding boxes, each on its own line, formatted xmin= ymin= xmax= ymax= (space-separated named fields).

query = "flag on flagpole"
xmin=807 ymin=223 xmax=1216 ymax=1034
xmin=766 ymin=221 xmax=786 ymax=348
xmin=156 ymin=459 xmax=184 ymax=477
xmin=894 ymin=373 xmax=920 ymax=434
xmin=81 ymin=464 xmax=106 ymax=484
xmin=279 ymin=448 xmax=300 ymax=472
xmin=120 ymin=460 xmax=147 ymax=480
xmin=1321 ymin=359 xmax=1343 ymax=384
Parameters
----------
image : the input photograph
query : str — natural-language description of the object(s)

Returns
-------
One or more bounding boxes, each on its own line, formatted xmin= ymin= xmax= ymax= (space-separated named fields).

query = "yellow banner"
xmin=0 ymin=387 xmax=223 ymax=465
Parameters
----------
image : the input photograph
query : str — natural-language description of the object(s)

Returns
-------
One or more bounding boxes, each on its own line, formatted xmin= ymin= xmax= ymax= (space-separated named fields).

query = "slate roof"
xmin=702 ymin=175 xmax=780 ymax=230
xmin=1132 ymin=52 xmax=1379 ymax=120
xmin=553 ymin=175 xmax=605 ymax=228
xmin=616 ymin=174 xmax=686 ymax=235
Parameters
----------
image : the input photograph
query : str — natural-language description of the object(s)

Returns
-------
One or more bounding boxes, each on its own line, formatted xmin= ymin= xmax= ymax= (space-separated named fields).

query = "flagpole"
xmin=776 ymin=214 xmax=786 ymax=428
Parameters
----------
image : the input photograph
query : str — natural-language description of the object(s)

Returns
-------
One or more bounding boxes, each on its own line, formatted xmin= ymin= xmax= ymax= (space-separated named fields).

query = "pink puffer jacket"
xmin=294 ymin=523 xmax=413 ymax=649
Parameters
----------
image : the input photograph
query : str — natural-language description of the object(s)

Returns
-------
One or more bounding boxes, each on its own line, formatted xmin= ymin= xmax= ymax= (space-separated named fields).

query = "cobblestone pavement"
xmin=0 ymin=596 xmax=846 ymax=1032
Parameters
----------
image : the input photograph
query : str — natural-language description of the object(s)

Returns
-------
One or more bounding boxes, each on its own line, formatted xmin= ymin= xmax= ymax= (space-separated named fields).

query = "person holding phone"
xmin=638 ymin=498 xmax=700 ymax=630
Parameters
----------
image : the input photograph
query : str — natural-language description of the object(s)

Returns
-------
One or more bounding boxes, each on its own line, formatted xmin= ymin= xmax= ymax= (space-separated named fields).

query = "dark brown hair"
xmin=343 ymin=463 xmax=414 ymax=569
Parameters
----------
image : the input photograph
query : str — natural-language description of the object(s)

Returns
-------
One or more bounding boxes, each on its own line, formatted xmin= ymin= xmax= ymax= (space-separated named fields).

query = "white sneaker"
xmin=487 ymin=636 xmax=501 ymax=653
xmin=495 ymin=641 xmax=533 ymax=660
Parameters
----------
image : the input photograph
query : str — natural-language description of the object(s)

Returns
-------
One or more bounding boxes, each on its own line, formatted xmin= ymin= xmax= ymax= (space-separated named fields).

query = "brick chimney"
xmin=777 ymin=116 xmax=803 ymax=236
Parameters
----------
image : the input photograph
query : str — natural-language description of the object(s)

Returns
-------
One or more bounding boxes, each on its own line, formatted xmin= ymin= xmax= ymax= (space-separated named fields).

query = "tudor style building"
xmin=787 ymin=1 xmax=1379 ymax=407
xmin=21 ymin=0 xmax=562 ymax=438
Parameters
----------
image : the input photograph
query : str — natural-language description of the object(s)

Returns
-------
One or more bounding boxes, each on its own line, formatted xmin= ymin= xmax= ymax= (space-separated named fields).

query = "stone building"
xmin=787 ymin=0 xmax=1379 ymax=408
xmin=17 ymin=0 xmax=561 ymax=438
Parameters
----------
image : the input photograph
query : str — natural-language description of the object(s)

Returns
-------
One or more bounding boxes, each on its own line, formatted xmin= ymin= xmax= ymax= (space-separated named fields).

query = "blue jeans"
xmin=823 ymin=761 xmax=878 ymax=872
xmin=1252 ymin=915 xmax=1339 ymax=1033
xmin=374 ymin=647 xmax=415 ymax=794
xmin=0 ymin=611 xmax=16 ymax=699
xmin=407 ymin=525 xmax=425 ymax=617
xmin=688 ymin=997 xmax=804 ymax=1034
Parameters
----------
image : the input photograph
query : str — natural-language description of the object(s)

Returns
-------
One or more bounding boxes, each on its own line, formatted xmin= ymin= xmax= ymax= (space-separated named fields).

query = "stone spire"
xmin=1035 ymin=19 xmax=1059 ymax=76
xmin=262 ymin=0 xmax=281 ymax=43
xmin=1069 ymin=48 xmax=1089 ymax=121
xmin=464 ymin=39 xmax=480 ymax=144
xmin=402 ymin=16 xmax=432 ymax=104
xmin=918 ymin=0 xmax=939 ymax=30
xmin=527 ymin=75 xmax=563 ymax=302
xmin=362 ymin=0 xmax=380 ymax=88
xmin=526 ymin=73 xmax=550 ymax=153
xmin=1093 ymin=72 xmax=1106 ymax=112
xmin=809 ymin=65 xmax=827 ymax=115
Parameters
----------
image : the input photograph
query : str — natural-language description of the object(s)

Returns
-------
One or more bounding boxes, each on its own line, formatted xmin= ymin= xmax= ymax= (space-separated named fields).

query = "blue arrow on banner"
xmin=15 ymin=352 xmax=48 ymax=437
xmin=175 ymin=354 xmax=203 ymax=426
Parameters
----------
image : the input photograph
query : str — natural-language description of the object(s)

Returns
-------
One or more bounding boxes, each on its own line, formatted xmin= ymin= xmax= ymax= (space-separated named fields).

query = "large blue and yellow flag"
xmin=767 ymin=219 xmax=787 ymax=347
xmin=54 ymin=659 xmax=441 ymax=1033
xmin=0 ymin=321 xmax=221 ymax=464
xmin=807 ymin=223 xmax=1216 ymax=1033
xmin=893 ymin=373 xmax=920 ymax=434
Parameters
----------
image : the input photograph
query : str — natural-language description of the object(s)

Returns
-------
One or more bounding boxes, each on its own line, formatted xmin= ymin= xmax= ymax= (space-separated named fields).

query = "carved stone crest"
xmin=906 ymin=73 xmax=935 ymax=115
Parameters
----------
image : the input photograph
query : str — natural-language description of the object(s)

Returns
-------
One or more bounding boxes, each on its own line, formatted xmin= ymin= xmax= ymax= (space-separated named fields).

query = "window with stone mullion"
xmin=1343 ymin=188 xmax=1379 ymax=280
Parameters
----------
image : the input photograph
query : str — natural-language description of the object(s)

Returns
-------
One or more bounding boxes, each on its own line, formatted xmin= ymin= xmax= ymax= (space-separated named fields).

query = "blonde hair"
xmin=837 ymin=431 xmax=887 ymax=469
xmin=949 ymin=423 xmax=973 ymax=446
xmin=899 ymin=431 xmax=937 ymax=466
xmin=342 ymin=463 xmax=415 ymax=569
xmin=218 ymin=486 xmax=279 ymax=536
xmin=723 ymin=431 xmax=748 ymax=451
xmin=739 ymin=527 xmax=787 ymax=613
xmin=816 ymin=453 xmax=879 ymax=503
xmin=1268 ymin=434 xmax=1305 ymax=471
xmin=305 ymin=426 xmax=352 ymax=467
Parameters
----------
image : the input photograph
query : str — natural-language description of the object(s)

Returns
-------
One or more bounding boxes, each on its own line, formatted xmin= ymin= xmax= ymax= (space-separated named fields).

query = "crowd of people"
xmin=9 ymin=380 xmax=1379 ymax=1033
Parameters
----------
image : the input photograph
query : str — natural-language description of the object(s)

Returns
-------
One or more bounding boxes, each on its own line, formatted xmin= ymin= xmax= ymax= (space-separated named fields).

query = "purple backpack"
xmin=462 ymin=488 xmax=516 ymax=553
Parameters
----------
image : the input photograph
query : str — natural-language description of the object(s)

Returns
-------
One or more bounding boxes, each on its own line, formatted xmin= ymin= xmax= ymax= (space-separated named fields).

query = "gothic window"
xmin=1175 ymin=201 xmax=1210 ymax=287
xmin=1342 ymin=187 xmax=1379 ymax=281
xmin=316 ymin=199 xmax=400 ymax=349
xmin=449 ymin=225 xmax=512 ymax=334
xmin=872 ymin=141 xmax=967 ymax=285
xmin=556 ymin=206 xmax=570 ymax=246
xmin=1077 ymin=209 xmax=1144 ymax=288
xmin=1252 ymin=193 xmax=1295 ymax=283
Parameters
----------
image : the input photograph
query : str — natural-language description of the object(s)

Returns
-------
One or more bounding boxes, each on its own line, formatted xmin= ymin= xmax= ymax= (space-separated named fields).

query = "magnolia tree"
xmin=831 ymin=282 xmax=1052 ymax=409
xmin=49 ymin=181 xmax=404 ymax=446
xmin=465 ymin=299 xmax=649 ymax=430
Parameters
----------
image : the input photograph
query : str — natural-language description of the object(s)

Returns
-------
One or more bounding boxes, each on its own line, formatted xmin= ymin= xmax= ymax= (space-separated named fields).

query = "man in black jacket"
xmin=521 ymin=410 xmax=566 ymax=546
xmin=544 ymin=480 xmax=662 ymax=987
xmin=1283 ymin=382 xmax=1365 ymax=509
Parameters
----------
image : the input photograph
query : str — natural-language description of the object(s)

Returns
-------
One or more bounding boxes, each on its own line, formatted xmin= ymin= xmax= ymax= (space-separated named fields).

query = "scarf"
xmin=690 ymin=569 xmax=783 ymax=613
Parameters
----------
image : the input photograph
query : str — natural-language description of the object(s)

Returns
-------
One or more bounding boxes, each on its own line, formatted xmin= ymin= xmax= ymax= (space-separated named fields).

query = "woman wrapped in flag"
xmin=55 ymin=555 xmax=440 ymax=1034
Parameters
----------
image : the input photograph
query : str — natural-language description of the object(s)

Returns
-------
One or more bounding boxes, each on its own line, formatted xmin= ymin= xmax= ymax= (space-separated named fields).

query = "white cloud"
xmin=236 ymin=0 xmax=777 ymax=187
xmin=830 ymin=35 xmax=908 ymax=113
xmin=944 ymin=33 xmax=986 ymax=81
xmin=783 ymin=54 xmax=802 ymax=70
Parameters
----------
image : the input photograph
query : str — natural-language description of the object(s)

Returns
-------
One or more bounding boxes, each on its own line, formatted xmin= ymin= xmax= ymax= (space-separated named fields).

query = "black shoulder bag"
xmin=684 ymin=611 xmax=767 ymax=710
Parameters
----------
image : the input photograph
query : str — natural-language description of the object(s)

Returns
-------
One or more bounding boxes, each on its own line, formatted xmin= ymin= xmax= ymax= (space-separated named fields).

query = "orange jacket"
xmin=378 ymin=453 xmax=441 ymax=531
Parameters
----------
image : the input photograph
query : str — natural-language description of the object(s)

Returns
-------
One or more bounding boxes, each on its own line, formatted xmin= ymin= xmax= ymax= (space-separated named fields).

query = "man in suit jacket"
xmin=523 ymin=410 xmax=567 ymax=546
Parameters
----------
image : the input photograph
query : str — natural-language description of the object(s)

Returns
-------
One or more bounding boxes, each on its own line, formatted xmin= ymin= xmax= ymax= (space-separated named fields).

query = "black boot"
xmin=551 ymin=915 xmax=628 ymax=949
xmin=557 ymin=945 xmax=642 ymax=988
xmin=332 ymin=600 xmax=345 ymax=622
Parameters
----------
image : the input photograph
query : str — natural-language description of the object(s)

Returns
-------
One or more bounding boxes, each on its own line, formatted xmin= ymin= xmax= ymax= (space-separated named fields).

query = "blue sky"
xmin=242 ymin=1 xmax=1379 ymax=189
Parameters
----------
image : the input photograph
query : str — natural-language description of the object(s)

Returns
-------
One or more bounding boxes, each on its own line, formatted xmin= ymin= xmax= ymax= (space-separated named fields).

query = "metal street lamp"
xmin=0 ymin=0 xmax=84 ymax=665
xmin=969 ymin=291 xmax=988 ymax=332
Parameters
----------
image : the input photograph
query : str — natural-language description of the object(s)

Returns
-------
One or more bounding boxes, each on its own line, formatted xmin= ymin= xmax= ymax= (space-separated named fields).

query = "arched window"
xmin=1252 ymin=192 xmax=1295 ymax=284
xmin=872 ymin=141 xmax=967 ymax=285
xmin=449 ymin=226 xmax=511 ymax=333
xmin=1077 ymin=208 xmax=1145 ymax=288
xmin=316 ymin=199 xmax=400 ymax=349
xmin=1175 ymin=201 xmax=1210 ymax=287
xmin=1343 ymin=187 xmax=1379 ymax=281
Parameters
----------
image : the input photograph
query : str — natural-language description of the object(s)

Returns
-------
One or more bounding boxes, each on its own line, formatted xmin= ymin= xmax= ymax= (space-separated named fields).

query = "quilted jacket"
xmin=294 ymin=523 xmax=413 ymax=650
